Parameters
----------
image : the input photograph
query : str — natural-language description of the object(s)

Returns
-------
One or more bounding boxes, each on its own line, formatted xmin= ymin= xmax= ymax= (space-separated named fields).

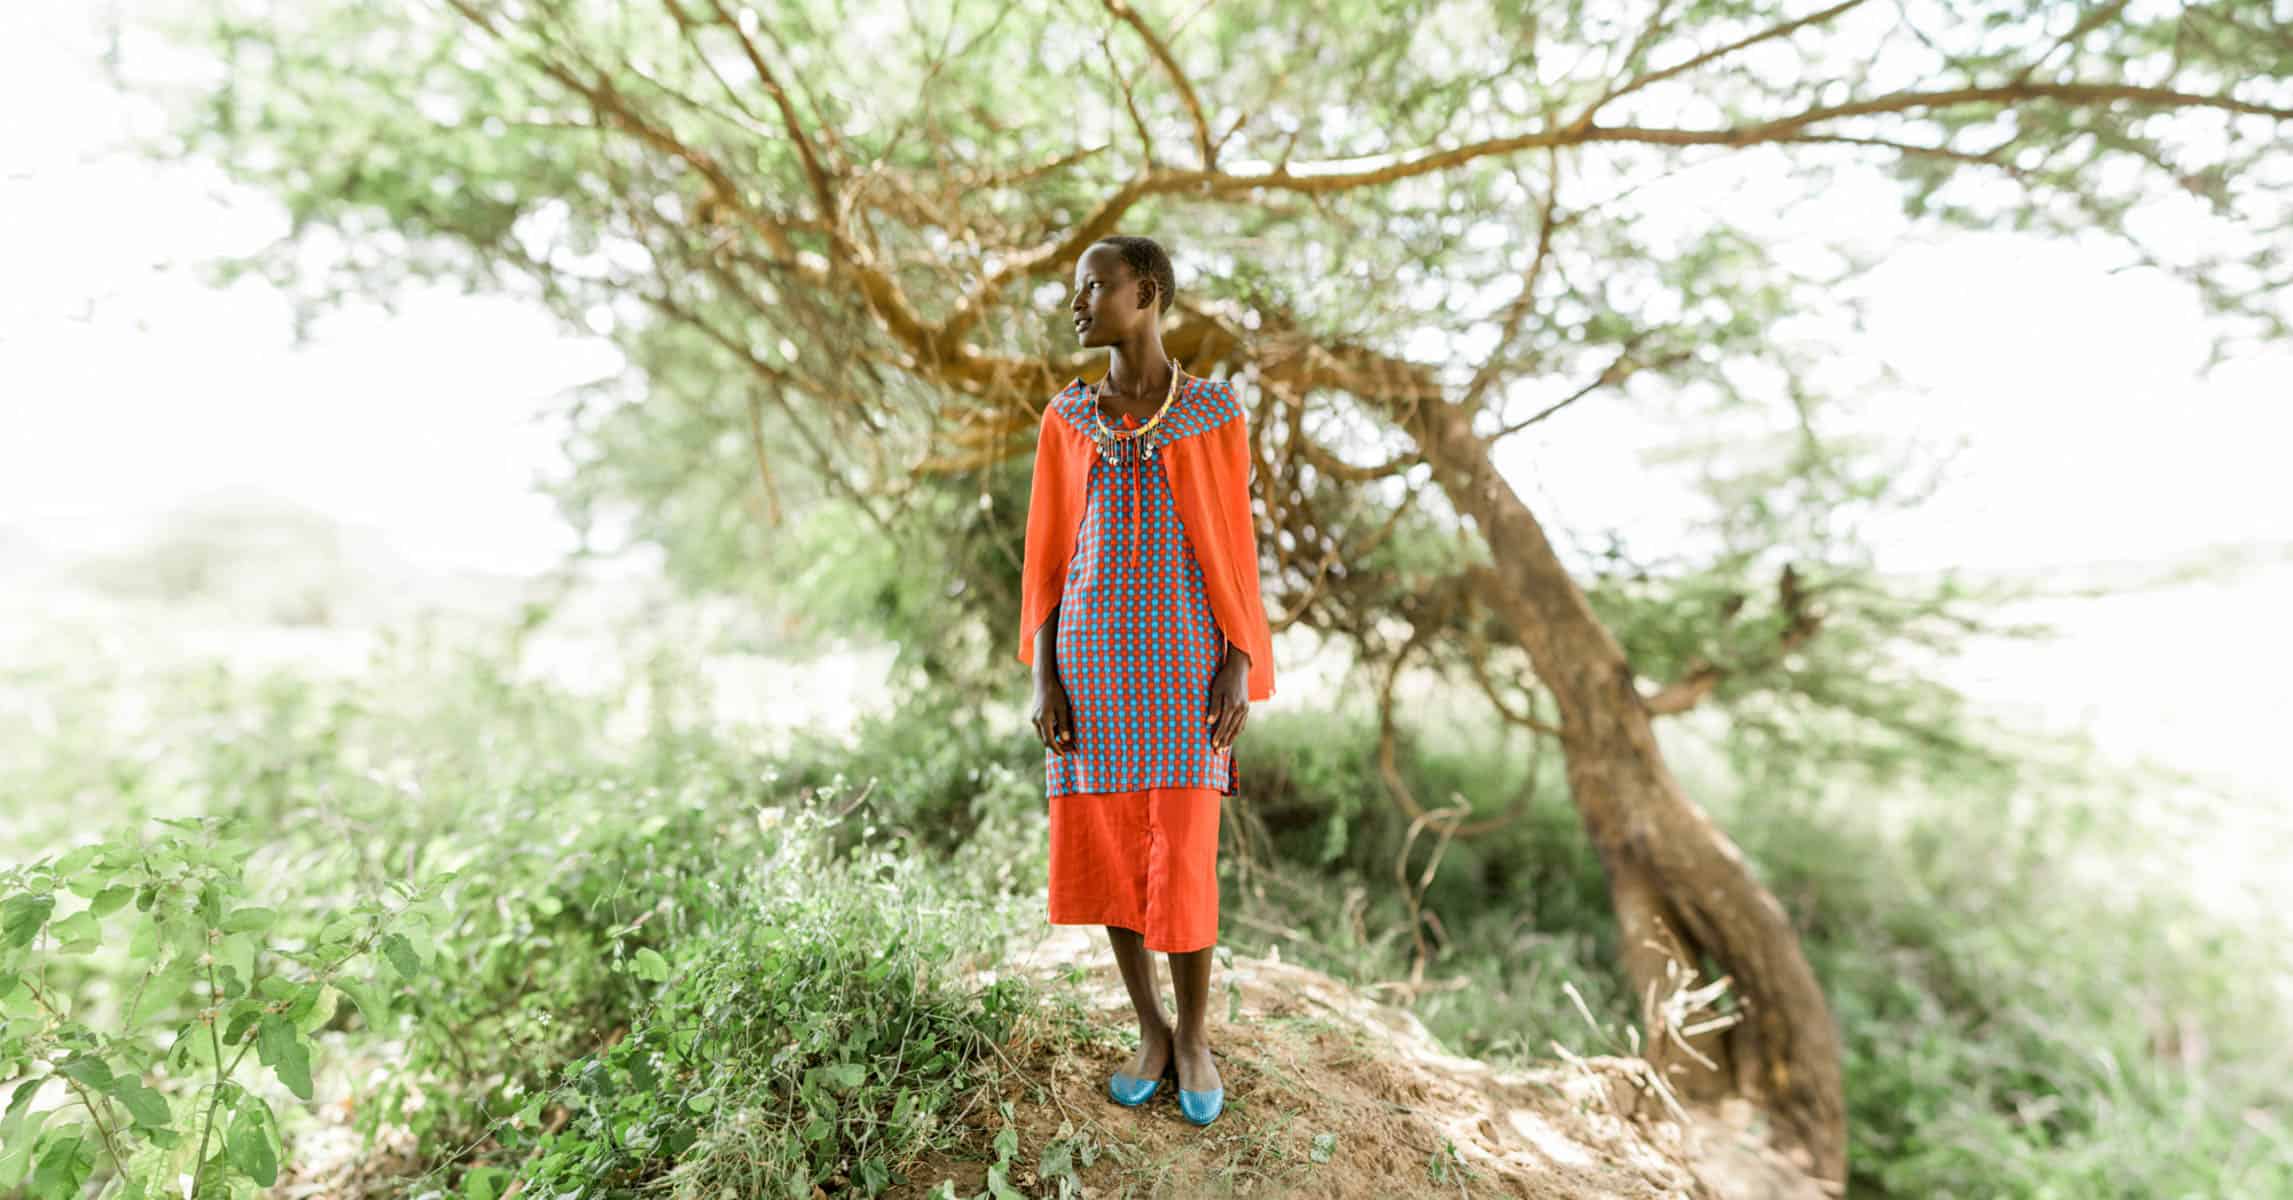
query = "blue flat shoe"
xmin=1107 ymin=1064 xmax=1169 ymax=1107
xmin=1177 ymin=1084 xmax=1224 ymax=1126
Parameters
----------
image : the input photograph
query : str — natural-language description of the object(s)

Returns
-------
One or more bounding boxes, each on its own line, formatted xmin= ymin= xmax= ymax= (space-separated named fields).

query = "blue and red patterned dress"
xmin=1016 ymin=366 xmax=1275 ymax=952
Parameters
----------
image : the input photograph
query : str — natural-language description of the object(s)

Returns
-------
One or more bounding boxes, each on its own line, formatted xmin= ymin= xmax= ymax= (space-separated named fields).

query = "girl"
xmin=1015 ymin=235 xmax=1276 ymax=1127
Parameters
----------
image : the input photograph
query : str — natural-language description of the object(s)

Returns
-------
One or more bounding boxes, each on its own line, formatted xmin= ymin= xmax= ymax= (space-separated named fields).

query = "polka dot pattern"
xmin=1042 ymin=372 xmax=1242 ymax=797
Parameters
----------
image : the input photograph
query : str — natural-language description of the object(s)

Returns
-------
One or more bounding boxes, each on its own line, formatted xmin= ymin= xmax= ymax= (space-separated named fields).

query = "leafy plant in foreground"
xmin=0 ymin=814 xmax=427 ymax=1198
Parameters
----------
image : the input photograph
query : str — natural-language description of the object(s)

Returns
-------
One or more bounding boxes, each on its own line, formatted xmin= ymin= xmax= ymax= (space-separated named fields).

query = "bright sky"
xmin=1 ymin=4 xmax=623 ymax=575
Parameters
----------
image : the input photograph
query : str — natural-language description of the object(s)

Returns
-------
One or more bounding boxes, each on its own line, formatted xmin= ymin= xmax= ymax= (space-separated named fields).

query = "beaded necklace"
xmin=1084 ymin=359 xmax=1181 ymax=571
xmin=1089 ymin=359 xmax=1181 ymax=449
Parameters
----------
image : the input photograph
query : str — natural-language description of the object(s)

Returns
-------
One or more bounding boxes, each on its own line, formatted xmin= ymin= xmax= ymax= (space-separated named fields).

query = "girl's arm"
xmin=1031 ymin=604 xmax=1075 ymax=752
xmin=1033 ymin=604 xmax=1060 ymax=684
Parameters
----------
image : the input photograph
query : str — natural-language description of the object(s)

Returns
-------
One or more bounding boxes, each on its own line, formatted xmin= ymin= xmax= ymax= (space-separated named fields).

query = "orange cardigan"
xmin=1016 ymin=375 xmax=1276 ymax=703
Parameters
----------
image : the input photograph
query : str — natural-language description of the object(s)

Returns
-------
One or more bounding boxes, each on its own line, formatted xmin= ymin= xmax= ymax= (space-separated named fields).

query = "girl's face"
xmin=1069 ymin=244 xmax=1152 ymax=348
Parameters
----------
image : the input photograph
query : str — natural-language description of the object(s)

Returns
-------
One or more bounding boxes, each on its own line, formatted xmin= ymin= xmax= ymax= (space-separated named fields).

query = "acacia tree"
xmin=140 ymin=0 xmax=2293 ymax=1182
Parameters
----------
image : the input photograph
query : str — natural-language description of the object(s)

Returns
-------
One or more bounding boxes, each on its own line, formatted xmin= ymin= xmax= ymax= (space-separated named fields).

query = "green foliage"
xmin=496 ymin=812 xmax=1033 ymax=1198
xmin=1140 ymin=690 xmax=2293 ymax=1199
xmin=0 ymin=815 xmax=421 ymax=1198
xmin=775 ymin=685 xmax=1045 ymax=862
xmin=1740 ymin=778 xmax=2293 ymax=1198
xmin=0 ymin=627 xmax=1070 ymax=1199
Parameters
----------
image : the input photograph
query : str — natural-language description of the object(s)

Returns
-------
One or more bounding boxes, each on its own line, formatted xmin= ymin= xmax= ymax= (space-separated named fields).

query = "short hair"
xmin=1094 ymin=235 xmax=1176 ymax=315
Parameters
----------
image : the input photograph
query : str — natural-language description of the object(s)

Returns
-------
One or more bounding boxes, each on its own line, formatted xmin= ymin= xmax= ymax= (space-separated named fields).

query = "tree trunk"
xmin=1400 ymin=389 xmax=1849 ymax=1185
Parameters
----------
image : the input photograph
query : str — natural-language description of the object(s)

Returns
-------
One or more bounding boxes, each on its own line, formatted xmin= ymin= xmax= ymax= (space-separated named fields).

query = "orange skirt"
xmin=1047 ymin=786 xmax=1222 ymax=953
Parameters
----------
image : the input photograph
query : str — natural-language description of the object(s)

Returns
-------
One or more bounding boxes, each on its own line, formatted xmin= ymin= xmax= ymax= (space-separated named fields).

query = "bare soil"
xmin=898 ymin=924 xmax=1828 ymax=1200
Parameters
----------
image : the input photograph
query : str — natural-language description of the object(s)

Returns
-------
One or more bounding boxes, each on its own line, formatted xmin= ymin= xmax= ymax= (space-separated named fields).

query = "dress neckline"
xmin=1086 ymin=361 xmax=1182 ymax=439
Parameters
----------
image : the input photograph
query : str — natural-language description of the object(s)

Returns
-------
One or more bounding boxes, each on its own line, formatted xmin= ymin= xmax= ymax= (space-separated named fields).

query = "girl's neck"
xmin=1095 ymin=365 xmax=1177 ymax=430
xmin=1101 ymin=344 xmax=1174 ymax=405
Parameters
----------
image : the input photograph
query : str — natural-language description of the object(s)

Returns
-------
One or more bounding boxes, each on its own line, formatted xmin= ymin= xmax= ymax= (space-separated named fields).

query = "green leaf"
xmin=0 ymin=1073 xmax=48 ymax=1183
xmin=225 ymin=1096 xmax=279 ymax=1186
xmin=0 ymin=1134 xmax=32 ymax=1190
xmin=827 ymin=1062 xmax=866 ymax=1091
xmin=101 ymin=1076 xmax=173 ymax=1130
xmin=630 ymin=947 xmax=669 ymax=983
xmin=49 ymin=911 xmax=100 ymax=954
xmin=216 ymin=932 xmax=258 ymax=988
xmin=380 ymin=933 xmax=421 ymax=981
xmin=3 ymin=1075 xmax=46 ymax=1128
xmin=333 ymin=977 xmax=391 ymax=1028
xmin=30 ymin=1130 xmax=91 ymax=1196
xmin=1 ymin=893 xmax=53 ymax=949
xmin=466 ymin=1166 xmax=510 ymax=1200
xmin=52 ymin=846 xmax=100 ymax=877
xmin=167 ymin=1021 xmax=218 ymax=1071
xmin=291 ymin=983 xmax=338 ymax=1033
xmin=222 ymin=907 xmax=276 ymax=934
xmin=255 ymin=1016 xmax=314 ymax=1101
xmin=129 ymin=960 xmax=194 ymax=1025
xmin=223 ymin=1005 xmax=263 ymax=1048
xmin=88 ymin=886 xmax=134 ymax=918
xmin=0 ymin=1089 xmax=48 ymax=1188
xmin=1310 ymin=1132 xmax=1337 ymax=1163
xmin=56 ymin=1055 xmax=112 ymax=1090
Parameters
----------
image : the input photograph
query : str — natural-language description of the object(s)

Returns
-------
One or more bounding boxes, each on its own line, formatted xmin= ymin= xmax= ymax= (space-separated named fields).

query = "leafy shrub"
xmin=773 ymin=686 xmax=1043 ymax=859
xmin=490 ymin=810 xmax=1035 ymax=1199
xmin=1 ymin=815 xmax=426 ymax=1198
xmin=1167 ymin=696 xmax=2293 ymax=1199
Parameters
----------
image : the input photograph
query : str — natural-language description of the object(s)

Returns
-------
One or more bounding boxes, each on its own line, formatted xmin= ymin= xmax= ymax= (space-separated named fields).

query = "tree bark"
xmin=1398 ymin=384 xmax=1849 ymax=1183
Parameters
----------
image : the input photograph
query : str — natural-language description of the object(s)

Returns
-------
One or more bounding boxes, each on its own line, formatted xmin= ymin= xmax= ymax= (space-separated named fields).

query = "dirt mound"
xmin=906 ymin=925 xmax=1826 ymax=1200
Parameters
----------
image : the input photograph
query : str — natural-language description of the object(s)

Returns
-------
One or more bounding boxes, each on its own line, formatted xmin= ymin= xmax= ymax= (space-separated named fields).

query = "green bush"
xmin=774 ymin=686 xmax=1044 ymax=858
xmin=1739 ymin=779 xmax=2293 ymax=1198
xmin=492 ymin=811 xmax=1035 ymax=1199
xmin=1134 ymin=695 xmax=2293 ymax=1199
xmin=9 ymin=616 xmax=2283 ymax=1198
xmin=0 ymin=633 xmax=1061 ymax=1200
xmin=0 ymin=814 xmax=427 ymax=1198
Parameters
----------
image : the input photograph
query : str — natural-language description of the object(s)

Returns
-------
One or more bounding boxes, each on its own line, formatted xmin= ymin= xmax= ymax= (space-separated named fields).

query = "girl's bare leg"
xmin=1106 ymin=926 xmax=1174 ymax=1080
xmin=1167 ymin=945 xmax=1222 ymax=1093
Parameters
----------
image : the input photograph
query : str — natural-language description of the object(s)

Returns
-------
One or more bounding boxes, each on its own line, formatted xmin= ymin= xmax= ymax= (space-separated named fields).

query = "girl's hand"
xmin=1032 ymin=673 xmax=1076 ymax=753
xmin=1206 ymin=646 xmax=1252 ymax=750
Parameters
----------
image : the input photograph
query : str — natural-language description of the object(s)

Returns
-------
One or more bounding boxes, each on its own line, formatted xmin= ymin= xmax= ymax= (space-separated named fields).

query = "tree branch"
xmin=1101 ymin=0 xmax=1216 ymax=169
xmin=1642 ymin=565 xmax=1823 ymax=715
xmin=1569 ymin=0 xmax=1869 ymax=127
xmin=694 ymin=0 xmax=839 ymax=220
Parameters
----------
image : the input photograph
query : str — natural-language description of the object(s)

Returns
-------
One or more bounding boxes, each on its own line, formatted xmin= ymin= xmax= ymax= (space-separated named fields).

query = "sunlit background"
xmin=9 ymin=5 xmax=2287 ymax=795
xmin=3 ymin=3 xmax=2291 ymax=1195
